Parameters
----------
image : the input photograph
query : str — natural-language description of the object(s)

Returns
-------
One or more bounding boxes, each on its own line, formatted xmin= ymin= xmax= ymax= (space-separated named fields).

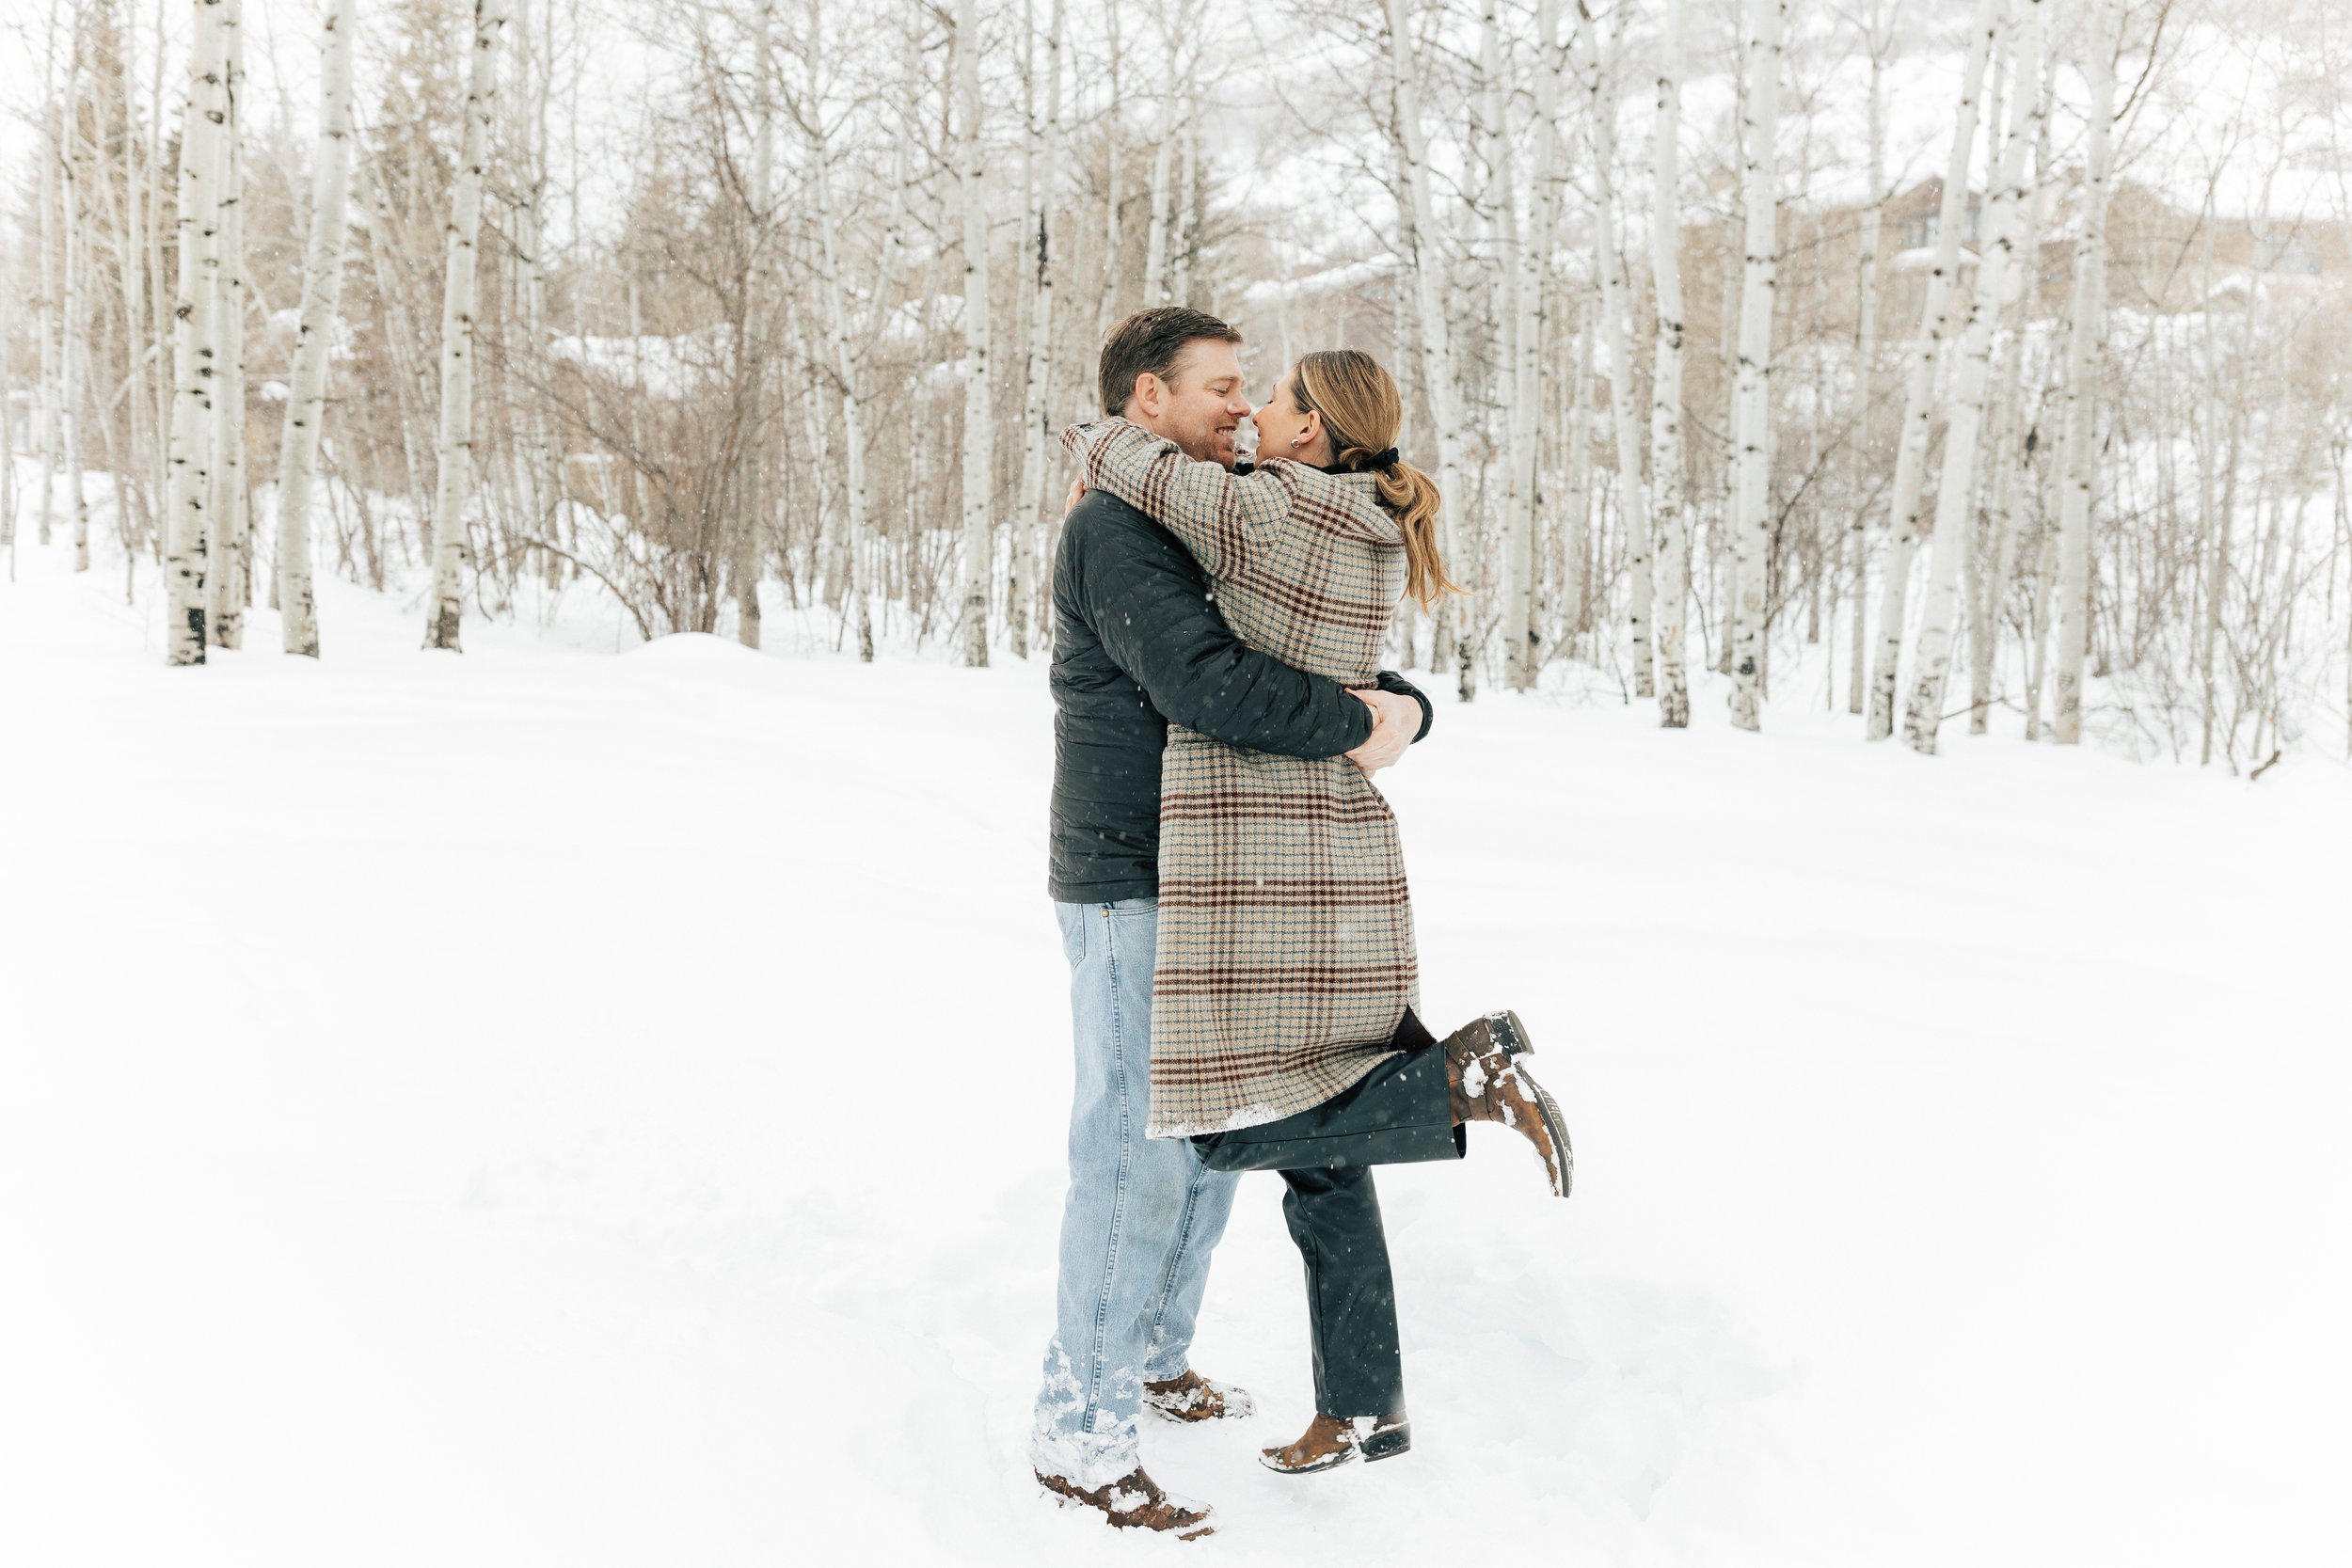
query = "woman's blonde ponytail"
xmin=1292 ymin=350 xmax=1463 ymax=610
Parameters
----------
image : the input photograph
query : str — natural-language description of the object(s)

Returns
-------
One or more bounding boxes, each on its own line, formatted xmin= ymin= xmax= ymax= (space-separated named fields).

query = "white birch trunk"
xmin=812 ymin=0 xmax=882 ymax=663
xmin=1970 ymin=37 xmax=2057 ymax=735
xmin=956 ymin=0 xmax=994 ymax=668
xmin=1093 ymin=6 xmax=1122 ymax=343
xmin=0 ymin=263 xmax=14 ymax=559
xmin=1848 ymin=8 xmax=1888 ymax=715
xmin=1383 ymin=0 xmax=1472 ymax=698
xmin=147 ymin=9 xmax=173 ymax=534
xmin=1503 ymin=0 xmax=1564 ymax=693
xmin=275 ymin=0 xmax=358 ymax=659
xmin=511 ymin=0 xmax=562 ymax=596
xmin=1726 ymin=0 xmax=1784 ymax=732
xmin=2196 ymin=210 xmax=2224 ymax=764
xmin=2052 ymin=0 xmax=2120 ymax=745
xmin=1864 ymin=0 xmax=1998 ymax=739
xmin=1649 ymin=0 xmax=1691 ymax=727
xmin=1013 ymin=0 xmax=1064 ymax=661
xmin=1565 ymin=288 xmax=1593 ymax=646
xmin=60 ymin=57 xmax=90 ymax=574
xmin=164 ymin=0 xmax=226 ymax=666
xmin=1575 ymin=9 xmax=1653 ymax=699
xmin=207 ymin=0 xmax=247 ymax=648
xmin=1903 ymin=0 xmax=2048 ymax=753
xmin=1140 ymin=88 xmax=1176 ymax=307
xmin=423 ymin=0 xmax=509 ymax=652
xmin=112 ymin=23 xmax=157 ymax=578
xmin=1171 ymin=109 xmax=1199 ymax=307
xmin=36 ymin=13 xmax=59 ymax=552
xmin=736 ymin=0 xmax=775 ymax=649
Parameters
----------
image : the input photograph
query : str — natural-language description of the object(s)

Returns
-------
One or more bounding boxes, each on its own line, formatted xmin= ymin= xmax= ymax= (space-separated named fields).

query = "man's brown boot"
xmin=1443 ymin=1010 xmax=1572 ymax=1197
xmin=1259 ymin=1412 xmax=1413 ymax=1475
xmin=1143 ymin=1369 xmax=1257 ymax=1422
xmin=1035 ymin=1466 xmax=1215 ymax=1540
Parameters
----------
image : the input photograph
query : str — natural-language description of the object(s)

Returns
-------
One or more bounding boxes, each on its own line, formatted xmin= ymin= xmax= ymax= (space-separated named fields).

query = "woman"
xmin=1061 ymin=348 xmax=1571 ymax=1476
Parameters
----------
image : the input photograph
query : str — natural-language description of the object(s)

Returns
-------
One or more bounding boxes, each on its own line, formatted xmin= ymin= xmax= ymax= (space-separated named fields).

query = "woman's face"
xmin=1251 ymin=367 xmax=1329 ymax=466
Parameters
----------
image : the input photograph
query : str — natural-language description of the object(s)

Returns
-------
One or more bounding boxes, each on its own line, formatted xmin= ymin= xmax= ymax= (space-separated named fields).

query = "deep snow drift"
xmin=3 ymin=536 xmax=2347 ymax=1567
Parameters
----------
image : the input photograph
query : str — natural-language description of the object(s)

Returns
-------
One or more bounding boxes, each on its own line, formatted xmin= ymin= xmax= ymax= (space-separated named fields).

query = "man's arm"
xmin=1073 ymin=506 xmax=1374 ymax=759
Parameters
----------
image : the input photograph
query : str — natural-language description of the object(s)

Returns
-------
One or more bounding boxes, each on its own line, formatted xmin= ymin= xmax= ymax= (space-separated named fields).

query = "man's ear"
xmin=1133 ymin=372 xmax=1166 ymax=420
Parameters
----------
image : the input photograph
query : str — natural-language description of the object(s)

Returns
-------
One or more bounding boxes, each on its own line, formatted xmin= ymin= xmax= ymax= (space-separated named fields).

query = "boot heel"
xmin=1488 ymin=1010 xmax=1534 ymax=1058
xmin=1359 ymin=1422 xmax=1413 ymax=1462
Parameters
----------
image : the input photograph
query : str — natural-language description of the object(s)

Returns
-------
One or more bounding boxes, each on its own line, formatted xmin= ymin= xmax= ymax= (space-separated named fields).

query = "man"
xmin=1031 ymin=306 xmax=1432 ymax=1540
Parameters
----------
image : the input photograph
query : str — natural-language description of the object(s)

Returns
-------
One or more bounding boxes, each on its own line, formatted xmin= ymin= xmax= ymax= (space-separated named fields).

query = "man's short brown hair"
xmin=1098 ymin=306 xmax=1244 ymax=415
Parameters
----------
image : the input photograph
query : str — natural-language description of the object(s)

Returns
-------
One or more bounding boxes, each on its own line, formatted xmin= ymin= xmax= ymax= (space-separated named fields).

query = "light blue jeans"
xmin=1030 ymin=897 xmax=1241 ymax=1487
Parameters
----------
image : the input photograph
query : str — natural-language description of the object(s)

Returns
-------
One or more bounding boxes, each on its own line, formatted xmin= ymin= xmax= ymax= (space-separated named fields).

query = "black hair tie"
xmin=1369 ymin=447 xmax=1401 ymax=469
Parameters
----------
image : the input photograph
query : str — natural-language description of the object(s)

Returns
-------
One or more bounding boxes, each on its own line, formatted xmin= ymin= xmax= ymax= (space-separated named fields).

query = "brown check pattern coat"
xmin=1063 ymin=418 xmax=1421 ymax=1135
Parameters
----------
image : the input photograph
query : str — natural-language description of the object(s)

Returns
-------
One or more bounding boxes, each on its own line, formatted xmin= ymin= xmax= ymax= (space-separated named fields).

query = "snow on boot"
xmin=1258 ymin=1412 xmax=1413 ymax=1475
xmin=1036 ymin=1466 xmax=1216 ymax=1540
xmin=1443 ymin=1010 xmax=1573 ymax=1197
xmin=1143 ymin=1369 xmax=1257 ymax=1423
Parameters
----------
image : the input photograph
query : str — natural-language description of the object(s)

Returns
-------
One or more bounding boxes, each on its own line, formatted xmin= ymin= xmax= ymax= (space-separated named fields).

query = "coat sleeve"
xmin=1072 ymin=508 xmax=1375 ymax=759
xmin=1061 ymin=418 xmax=1301 ymax=581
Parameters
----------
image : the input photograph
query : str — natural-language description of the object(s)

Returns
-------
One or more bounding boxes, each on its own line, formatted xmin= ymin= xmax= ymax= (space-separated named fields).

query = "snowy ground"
xmin=4 ymin=524 xmax=2348 ymax=1566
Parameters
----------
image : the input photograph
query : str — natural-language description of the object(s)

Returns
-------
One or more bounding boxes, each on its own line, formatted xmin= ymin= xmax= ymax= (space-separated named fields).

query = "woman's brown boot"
xmin=1258 ymin=1412 xmax=1412 ymax=1474
xmin=1443 ymin=1010 xmax=1572 ymax=1197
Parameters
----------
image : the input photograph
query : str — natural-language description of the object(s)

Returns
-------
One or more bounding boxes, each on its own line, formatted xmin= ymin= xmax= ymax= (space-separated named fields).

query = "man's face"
xmin=1126 ymin=341 xmax=1252 ymax=468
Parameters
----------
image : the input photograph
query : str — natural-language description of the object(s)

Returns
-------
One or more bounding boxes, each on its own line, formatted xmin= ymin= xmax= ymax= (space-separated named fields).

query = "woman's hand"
xmin=1343 ymin=689 xmax=1417 ymax=775
xmin=1063 ymin=475 xmax=1089 ymax=515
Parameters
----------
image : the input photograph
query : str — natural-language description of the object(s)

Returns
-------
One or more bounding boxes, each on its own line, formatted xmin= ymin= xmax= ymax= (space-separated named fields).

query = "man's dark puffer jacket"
xmin=1047 ymin=487 xmax=1433 ymax=905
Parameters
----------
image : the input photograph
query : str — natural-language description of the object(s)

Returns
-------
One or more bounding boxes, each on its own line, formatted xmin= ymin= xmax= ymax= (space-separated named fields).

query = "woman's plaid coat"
xmin=1063 ymin=418 xmax=1422 ymax=1136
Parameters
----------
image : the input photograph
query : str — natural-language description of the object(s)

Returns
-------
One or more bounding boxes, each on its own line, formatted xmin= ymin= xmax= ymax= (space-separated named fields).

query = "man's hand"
xmin=1063 ymin=476 xmax=1089 ymax=515
xmin=1343 ymin=688 xmax=1419 ymax=775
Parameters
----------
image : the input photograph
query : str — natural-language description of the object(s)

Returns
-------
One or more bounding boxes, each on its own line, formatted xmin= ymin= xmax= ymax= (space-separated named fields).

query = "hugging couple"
xmin=1031 ymin=306 xmax=1572 ymax=1540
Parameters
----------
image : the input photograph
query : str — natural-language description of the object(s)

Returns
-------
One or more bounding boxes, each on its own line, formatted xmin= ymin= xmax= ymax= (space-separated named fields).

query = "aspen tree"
xmin=1865 ymin=0 xmax=1998 ymax=739
xmin=1503 ymin=0 xmax=1565 ymax=694
xmin=112 ymin=4 xmax=158 ymax=579
xmin=276 ymin=0 xmax=358 ymax=659
xmin=1848 ymin=2 xmax=1890 ymax=716
xmin=1649 ymin=0 xmax=1692 ymax=727
xmin=1727 ymin=0 xmax=1784 ymax=733
xmin=208 ymin=0 xmax=247 ymax=648
xmin=0 ymin=266 xmax=14 ymax=562
xmin=1013 ymin=0 xmax=1066 ymax=661
xmin=510 ymin=0 xmax=560 ymax=596
xmin=955 ymin=0 xmax=993 ymax=669
xmin=1905 ymin=0 xmax=2049 ymax=753
xmin=1170 ymin=114 xmax=1199 ymax=307
xmin=423 ymin=0 xmax=508 ymax=653
xmin=1574 ymin=7 xmax=1653 ymax=700
xmin=145 ymin=5 xmax=171 ymax=526
xmin=808 ymin=0 xmax=883 ymax=663
xmin=1094 ymin=5 xmax=1122 ymax=342
xmin=1565 ymin=286 xmax=1593 ymax=647
xmin=1140 ymin=52 xmax=1180 ymax=308
xmin=37 ymin=9 xmax=60 ymax=552
xmin=1382 ymin=0 xmax=1472 ymax=699
xmin=2197 ymin=200 xmax=2226 ymax=763
xmin=165 ymin=0 xmax=226 ymax=667
xmin=61 ymin=52 xmax=90 ymax=574
xmin=735 ymin=0 xmax=776 ymax=650
xmin=1971 ymin=38 xmax=2058 ymax=734
xmin=2053 ymin=0 xmax=2121 ymax=745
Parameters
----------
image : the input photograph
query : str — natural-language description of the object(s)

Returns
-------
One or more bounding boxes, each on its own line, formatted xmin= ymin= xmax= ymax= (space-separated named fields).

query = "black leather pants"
xmin=1190 ymin=1010 xmax=1460 ymax=1418
xmin=1281 ymin=1164 xmax=1404 ymax=1418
